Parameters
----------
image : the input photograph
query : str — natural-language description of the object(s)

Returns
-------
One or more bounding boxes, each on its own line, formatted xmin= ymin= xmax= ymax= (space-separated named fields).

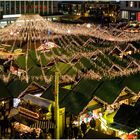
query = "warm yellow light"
xmin=67 ymin=29 xmax=71 ymax=34
xmin=87 ymin=23 xmax=91 ymax=28
xmin=2 ymin=101 xmax=5 ymax=104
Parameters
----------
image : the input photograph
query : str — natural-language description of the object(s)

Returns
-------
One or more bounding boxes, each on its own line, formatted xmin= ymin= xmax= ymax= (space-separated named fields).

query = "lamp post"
xmin=54 ymin=70 xmax=60 ymax=139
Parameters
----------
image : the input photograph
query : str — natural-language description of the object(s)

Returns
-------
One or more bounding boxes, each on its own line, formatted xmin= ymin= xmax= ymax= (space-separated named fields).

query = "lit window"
xmin=122 ymin=11 xmax=128 ymax=19
xmin=130 ymin=1 xmax=134 ymax=7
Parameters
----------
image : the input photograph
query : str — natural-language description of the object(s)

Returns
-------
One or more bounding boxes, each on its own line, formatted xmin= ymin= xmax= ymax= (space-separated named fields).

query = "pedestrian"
xmin=73 ymin=124 xmax=79 ymax=139
xmin=64 ymin=125 xmax=70 ymax=139
xmin=81 ymin=121 xmax=87 ymax=136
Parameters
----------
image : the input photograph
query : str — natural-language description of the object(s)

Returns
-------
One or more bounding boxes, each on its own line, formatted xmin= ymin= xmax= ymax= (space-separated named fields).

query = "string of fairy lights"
xmin=1 ymin=14 xmax=140 ymax=42
xmin=1 ymin=14 xmax=140 ymax=84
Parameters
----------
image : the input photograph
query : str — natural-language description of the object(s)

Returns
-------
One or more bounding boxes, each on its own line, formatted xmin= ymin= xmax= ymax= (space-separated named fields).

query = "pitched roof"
xmin=41 ymin=72 xmax=140 ymax=115
xmin=19 ymin=81 xmax=45 ymax=98
xmin=121 ymin=73 xmax=140 ymax=93
xmin=109 ymin=122 xmax=135 ymax=133
xmin=113 ymin=103 xmax=140 ymax=132
xmin=94 ymin=79 xmax=123 ymax=104
xmin=7 ymin=79 xmax=30 ymax=98
xmin=41 ymin=85 xmax=71 ymax=107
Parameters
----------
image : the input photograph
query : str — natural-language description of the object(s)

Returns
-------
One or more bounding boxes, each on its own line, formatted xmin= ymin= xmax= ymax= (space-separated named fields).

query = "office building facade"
xmin=0 ymin=1 xmax=59 ymax=16
xmin=120 ymin=1 xmax=140 ymax=21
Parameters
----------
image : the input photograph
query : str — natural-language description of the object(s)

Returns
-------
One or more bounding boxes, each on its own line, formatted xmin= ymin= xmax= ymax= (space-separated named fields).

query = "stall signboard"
xmin=18 ymin=106 xmax=39 ymax=119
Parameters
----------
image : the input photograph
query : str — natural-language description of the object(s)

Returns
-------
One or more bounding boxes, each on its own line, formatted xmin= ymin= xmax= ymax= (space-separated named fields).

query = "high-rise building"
xmin=0 ymin=1 xmax=59 ymax=16
xmin=120 ymin=1 xmax=140 ymax=21
xmin=58 ymin=1 xmax=83 ymax=15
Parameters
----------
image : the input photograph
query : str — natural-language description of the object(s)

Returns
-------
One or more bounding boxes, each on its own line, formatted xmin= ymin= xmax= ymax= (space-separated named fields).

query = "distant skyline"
xmin=0 ymin=0 xmax=112 ymax=1
xmin=0 ymin=0 xmax=118 ymax=1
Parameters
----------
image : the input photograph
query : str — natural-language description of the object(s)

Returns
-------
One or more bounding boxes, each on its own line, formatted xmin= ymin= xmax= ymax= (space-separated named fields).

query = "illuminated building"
xmin=58 ymin=1 xmax=120 ymax=23
xmin=0 ymin=1 xmax=59 ymax=16
xmin=58 ymin=1 xmax=111 ymax=15
xmin=58 ymin=1 xmax=83 ymax=15
xmin=120 ymin=1 xmax=140 ymax=21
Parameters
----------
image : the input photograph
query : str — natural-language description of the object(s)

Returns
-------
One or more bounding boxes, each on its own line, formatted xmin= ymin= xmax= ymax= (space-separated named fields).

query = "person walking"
xmin=73 ymin=124 xmax=79 ymax=139
xmin=81 ymin=121 xmax=87 ymax=136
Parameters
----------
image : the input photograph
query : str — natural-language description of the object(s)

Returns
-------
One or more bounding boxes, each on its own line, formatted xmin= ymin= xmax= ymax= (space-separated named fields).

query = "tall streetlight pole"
xmin=54 ymin=70 xmax=60 ymax=139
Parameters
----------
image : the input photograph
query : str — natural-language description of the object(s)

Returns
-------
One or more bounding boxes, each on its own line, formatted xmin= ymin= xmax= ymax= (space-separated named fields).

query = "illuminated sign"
xmin=137 ymin=12 xmax=140 ymax=21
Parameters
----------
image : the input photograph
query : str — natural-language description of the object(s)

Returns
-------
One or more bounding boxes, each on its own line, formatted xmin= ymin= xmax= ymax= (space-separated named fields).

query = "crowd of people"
xmin=0 ymin=112 xmax=117 ymax=139
xmin=63 ymin=118 xmax=96 ymax=139
xmin=63 ymin=118 xmax=117 ymax=139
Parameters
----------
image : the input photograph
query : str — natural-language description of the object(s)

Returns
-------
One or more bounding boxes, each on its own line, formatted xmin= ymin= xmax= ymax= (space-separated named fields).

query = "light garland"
xmin=1 ymin=14 xmax=140 ymax=42
xmin=1 ymin=14 xmax=140 ymax=84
